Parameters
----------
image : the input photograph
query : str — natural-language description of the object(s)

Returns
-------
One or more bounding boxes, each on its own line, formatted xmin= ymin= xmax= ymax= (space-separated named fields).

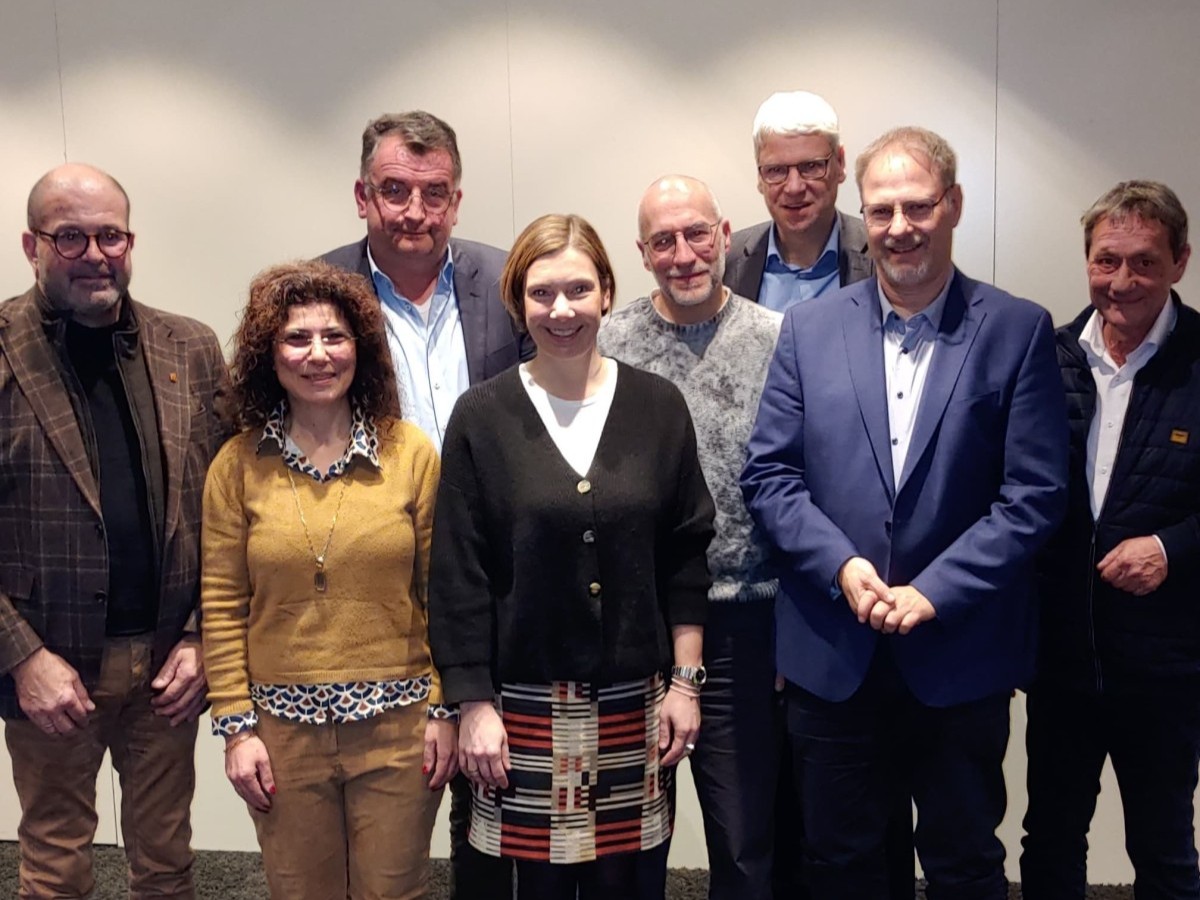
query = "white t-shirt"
xmin=519 ymin=358 xmax=618 ymax=477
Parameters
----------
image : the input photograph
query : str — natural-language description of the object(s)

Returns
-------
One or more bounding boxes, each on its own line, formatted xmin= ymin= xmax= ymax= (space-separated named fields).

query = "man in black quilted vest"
xmin=1021 ymin=180 xmax=1200 ymax=900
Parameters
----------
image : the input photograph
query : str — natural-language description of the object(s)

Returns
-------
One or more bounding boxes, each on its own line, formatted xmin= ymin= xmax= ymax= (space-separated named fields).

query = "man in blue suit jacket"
xmin=742 ymin=126 xmax=1068 ymax=899
xmin=320 ymin=111 xmax=529 ymax=900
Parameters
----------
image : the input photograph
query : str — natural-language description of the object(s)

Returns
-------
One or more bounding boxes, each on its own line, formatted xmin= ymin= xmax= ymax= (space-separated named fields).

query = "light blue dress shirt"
xmin=757 ymin=221 xmax=841 ymax=313
xmin=368 ymin=246 xmax=470 ymax=453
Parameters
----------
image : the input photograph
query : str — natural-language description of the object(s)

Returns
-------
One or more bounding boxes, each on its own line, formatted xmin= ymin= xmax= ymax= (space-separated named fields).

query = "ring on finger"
xmin=684 ymin=742 xmax=695 ymax=752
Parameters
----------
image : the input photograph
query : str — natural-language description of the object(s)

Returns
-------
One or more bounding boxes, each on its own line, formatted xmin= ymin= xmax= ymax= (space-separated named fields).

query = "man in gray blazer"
xmin=724 ymin=92 xmax=912 ymax=899
xmin=320 ymin=110 xmax=530 ymax=451
xmin=319 ymin=111 xmax=527 ymax=900
xmin=724 ymin=91 xmax=873 ymax=310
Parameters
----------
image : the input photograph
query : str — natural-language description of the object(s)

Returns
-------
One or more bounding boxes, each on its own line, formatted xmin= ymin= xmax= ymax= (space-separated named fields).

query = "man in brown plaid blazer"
xmin=0 ymin=163 xmax=232 ymax=899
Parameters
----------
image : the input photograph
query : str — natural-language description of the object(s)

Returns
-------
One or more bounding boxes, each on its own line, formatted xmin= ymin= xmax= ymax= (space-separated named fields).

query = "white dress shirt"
xmin=1078 ymin=299 xmax=1177 ymax=540
xmin=880 ymin=276 xmax=952 ymax=488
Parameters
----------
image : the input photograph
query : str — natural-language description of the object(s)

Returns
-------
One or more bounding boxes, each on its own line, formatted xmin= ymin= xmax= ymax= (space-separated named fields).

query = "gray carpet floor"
xmin=0 ymin=843 xmax=1134 ymax=898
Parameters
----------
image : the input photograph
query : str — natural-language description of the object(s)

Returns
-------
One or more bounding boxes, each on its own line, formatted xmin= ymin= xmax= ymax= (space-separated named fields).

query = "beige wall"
xmin=3 ymin=0 xmax=1199 ymax=885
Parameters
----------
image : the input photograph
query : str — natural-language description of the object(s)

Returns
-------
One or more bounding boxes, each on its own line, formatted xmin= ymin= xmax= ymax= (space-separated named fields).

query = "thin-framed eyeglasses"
xmin=364 ymin=179 xmax=455 ymax=214
xmin=643 ymin=221 xmax=721 ymax=257
xmin=757 ymin=152 xmax=835 ymax=185
xmin=33 ymin=228 xmax=132 ymax=260
xmin=861 ymin=187 xmax=953 ymax=229
xmin=276 ymin=330 xmax=357 ymax=357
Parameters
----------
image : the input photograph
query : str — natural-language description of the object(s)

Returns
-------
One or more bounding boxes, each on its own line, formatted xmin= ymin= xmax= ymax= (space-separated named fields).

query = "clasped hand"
xmin=839 ymin=557 xmax=936 ymax=635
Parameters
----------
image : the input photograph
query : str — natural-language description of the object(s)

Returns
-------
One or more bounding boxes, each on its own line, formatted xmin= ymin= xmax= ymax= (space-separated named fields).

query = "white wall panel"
xmin=2 ymin=0 xmax=1198 ymax=888
xmin=504 ymin=0 xmax=999 ymax=305
xmin=995 ymin=0 xmax=1200 ymax=324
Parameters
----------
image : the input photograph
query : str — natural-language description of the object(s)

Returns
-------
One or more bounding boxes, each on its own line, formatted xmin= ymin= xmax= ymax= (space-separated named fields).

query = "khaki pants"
xmin=5 ymin=636 xmax=198 ymax=899
xmin=251 ymin=702 xmax=443 ymax=900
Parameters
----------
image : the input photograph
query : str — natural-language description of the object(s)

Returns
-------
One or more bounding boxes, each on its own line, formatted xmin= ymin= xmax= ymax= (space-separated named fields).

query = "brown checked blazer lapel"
xmin=140 ymin=316 xmax=191 ymax=544
xmin=0 ymin=289 xmax=101 ymax=516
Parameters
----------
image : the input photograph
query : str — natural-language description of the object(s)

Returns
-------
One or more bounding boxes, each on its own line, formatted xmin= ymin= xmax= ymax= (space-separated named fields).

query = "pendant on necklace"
xmin=315 ymin=559 xmax=327 ymax=593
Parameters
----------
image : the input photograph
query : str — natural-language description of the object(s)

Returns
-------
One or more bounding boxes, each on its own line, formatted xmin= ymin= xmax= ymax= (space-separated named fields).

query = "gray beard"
xmin=661 ymin=254 xmax=726 ymax=308
xmin=878 ymin=254 xmax=931 ymax=288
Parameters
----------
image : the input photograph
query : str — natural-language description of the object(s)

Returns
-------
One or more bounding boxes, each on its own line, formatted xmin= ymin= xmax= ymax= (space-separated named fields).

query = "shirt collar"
xmin=1078 ymin=295 xmax=1177 ymax=370
xmin=878 ymin=269 xmax=953 ymax=337
xmin=366 ymin=243 xmax=455 ymax=313
xmin=766 ymin=218 xmax=840 ymax=277
xmin=258 ymin=400 xmax=380 ymax=481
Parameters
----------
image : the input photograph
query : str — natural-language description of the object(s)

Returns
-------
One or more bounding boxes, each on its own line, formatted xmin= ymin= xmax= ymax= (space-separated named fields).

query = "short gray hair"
xmin=855 ymin=126 xmax=957 ymax=193
xmin=1082 ymin=180 xmax=1189 ymax=261
xmin=360 ymin=111 xmax=462 ymax=185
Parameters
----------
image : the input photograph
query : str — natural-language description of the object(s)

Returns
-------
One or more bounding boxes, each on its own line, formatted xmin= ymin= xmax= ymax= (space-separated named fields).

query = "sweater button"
xmin=582 ymin=530 xmax=596 ymax=544
xmin=588 ymin=582 xmax=601 ymax=597
xmin=577 ymin=479 xmax=592 ymax=494
xmin=95 ymin=590 xmax=107 ymax=604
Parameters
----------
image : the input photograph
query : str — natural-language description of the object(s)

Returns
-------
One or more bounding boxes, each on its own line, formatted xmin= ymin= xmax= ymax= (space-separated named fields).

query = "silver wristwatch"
xmin=670 ymin=665 xmax=707 ymax=688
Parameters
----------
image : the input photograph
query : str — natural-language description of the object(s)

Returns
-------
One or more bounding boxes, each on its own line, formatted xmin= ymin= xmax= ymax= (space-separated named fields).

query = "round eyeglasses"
xmin=34 ymin=228 xmax=132 ymax=260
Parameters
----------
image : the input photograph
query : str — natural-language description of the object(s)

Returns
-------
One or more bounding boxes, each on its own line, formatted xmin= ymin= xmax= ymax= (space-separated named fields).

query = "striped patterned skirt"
xmin=468 ymin=675 xmax=673 ymax=864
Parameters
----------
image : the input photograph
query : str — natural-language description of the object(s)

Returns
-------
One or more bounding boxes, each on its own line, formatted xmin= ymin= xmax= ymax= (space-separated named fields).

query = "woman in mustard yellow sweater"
xmin=201 ymin=260 xmax=456 ymax=899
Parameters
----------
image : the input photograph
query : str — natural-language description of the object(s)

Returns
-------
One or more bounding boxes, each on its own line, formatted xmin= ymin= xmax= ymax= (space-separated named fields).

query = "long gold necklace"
xmin=286 ymin=467 xmax=349 ymax=593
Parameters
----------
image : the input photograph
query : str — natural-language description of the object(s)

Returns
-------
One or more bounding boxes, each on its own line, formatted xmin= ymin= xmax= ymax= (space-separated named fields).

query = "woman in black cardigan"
xmin=428 ymin=213 xmax=715 ymax=900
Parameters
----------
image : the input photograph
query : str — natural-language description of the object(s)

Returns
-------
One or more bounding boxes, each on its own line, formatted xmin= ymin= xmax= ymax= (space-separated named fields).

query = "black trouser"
xmin=449 ymin=771 xmax=514 ymax=900
xmin=514 ymin=841 xmax=670 ymax=900
xmin=774 ymin=693 xmax=916 ymax=900
xmin=785 ymin=649 xmax=1010 ymax=900
xmin=1021 ymin=683 xmax=1200 ymax=900
xmin=689 ymin=601 xmax=780 ymax=900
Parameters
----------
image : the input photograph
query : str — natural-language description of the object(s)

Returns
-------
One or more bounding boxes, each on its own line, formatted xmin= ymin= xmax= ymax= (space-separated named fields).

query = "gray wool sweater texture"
xmin=599 ymin=293 xmax=782 ymax=602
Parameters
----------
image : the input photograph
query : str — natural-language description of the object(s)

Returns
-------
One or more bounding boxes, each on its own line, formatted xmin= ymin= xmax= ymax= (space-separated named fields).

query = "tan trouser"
xmin=251 ymin=702 xmax=443 ymax=900
xmin=5 ymin=636 xmax=198 ymax=899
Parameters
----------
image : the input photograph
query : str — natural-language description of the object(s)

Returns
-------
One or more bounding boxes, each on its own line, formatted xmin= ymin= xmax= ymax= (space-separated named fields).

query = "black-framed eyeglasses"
xmin=643 ymin=221 xmax=721 ymax=257
xmin=861 ymin=187 xmax=953 ymax=229
xmin=757 ymin=152 xmax=835 ymax=185
xmin=33 ymin=228 xmax=132 ymax=260
xmin=364 ymin=179 xmax=455 ymax=214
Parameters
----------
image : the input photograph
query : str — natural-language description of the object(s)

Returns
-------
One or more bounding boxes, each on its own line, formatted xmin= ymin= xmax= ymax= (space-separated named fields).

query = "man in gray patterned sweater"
xmin=598 ymin=175 xmax=782 ymax=900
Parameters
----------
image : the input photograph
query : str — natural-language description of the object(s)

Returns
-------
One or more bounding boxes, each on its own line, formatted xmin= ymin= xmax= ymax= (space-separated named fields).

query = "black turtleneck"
xmin=64 ymin=320 xmax=158 ymax=636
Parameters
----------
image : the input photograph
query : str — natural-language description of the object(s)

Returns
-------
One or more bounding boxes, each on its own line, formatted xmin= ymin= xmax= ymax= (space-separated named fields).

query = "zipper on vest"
xmin=1086 ymin=530 xmax=1102 ymax=693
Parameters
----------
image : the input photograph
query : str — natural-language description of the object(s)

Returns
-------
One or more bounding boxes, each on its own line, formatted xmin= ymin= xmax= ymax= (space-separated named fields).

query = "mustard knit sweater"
xmin=201 ymin=418 xmax=441 ymax=720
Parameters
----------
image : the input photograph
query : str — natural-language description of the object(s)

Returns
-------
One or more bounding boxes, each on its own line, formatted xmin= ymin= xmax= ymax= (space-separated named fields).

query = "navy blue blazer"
xmin=742 ymin=271 xmax=1068 ymax=707
xmin=319 ymin=237 xmax=533 ymax=383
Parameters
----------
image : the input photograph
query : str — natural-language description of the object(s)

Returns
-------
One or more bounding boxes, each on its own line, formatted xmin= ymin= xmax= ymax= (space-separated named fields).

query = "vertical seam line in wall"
xmin=53 ymin=0 xmax=68 ymax=162
xmin=991 ymin=0 xmax=1001 ymax=284
xmin=504 ymin=0 xmax=517 ymax=242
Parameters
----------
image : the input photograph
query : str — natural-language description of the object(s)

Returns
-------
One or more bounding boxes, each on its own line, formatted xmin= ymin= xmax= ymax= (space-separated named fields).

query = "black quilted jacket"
xmin=1036 ymin=295 xmax=1200 ymax=693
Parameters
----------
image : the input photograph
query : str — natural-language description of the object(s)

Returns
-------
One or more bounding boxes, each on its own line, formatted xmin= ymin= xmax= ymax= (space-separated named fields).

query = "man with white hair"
xmin=724 ymin=90 xmax=873 ymax=311
xmin=600 ymin=175 xmax=782 ymax=900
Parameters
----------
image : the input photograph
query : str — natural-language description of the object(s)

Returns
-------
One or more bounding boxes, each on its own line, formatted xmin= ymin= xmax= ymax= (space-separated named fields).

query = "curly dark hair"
xmin=230 ymin=260 xmax=400 ymax=428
